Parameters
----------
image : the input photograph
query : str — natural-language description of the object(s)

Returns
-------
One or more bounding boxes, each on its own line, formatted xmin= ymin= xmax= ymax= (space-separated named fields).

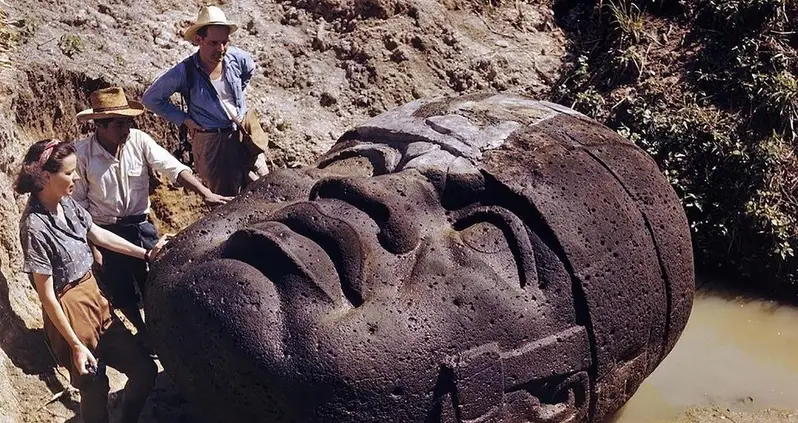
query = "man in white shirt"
xmin=72 ymin=87 xmax=232 ymax=335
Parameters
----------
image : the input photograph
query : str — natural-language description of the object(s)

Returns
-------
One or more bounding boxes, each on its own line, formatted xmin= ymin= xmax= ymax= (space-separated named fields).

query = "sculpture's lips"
xmin=268 ymin=200 xmax=371 ymax=307
xmin=220 ymin=220 xmax=345 ymax=306
xmin=220 ymin=199 xmax=371 ymax=308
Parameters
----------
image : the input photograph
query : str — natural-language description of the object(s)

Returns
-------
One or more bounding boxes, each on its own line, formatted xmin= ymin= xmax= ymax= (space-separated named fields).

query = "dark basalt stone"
xmin=145 ymin=94 xmax=695 ymax=423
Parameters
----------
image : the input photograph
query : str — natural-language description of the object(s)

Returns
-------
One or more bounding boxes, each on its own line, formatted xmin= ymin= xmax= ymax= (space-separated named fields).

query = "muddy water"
xmin=611 ymin=288 xmax=798 ymax=423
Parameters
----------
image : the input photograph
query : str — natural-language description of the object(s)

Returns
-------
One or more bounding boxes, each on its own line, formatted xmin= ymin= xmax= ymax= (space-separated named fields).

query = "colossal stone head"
xmin=146 ymin=94 xmax=694 ymax=423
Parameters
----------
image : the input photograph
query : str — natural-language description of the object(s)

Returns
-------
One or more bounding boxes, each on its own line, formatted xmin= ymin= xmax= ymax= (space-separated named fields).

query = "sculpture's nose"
xmin=309 ymin=172 xmax=441 ymax=255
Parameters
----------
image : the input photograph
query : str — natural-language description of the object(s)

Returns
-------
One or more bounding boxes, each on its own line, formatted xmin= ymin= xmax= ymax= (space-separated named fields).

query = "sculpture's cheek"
xmin=147 ymin=259 xmax=307 ymax=420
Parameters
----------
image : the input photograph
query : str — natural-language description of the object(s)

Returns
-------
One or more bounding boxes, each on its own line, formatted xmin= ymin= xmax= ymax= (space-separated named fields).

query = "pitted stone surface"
xmin=146 ymin=94 xmax=695 ymax=422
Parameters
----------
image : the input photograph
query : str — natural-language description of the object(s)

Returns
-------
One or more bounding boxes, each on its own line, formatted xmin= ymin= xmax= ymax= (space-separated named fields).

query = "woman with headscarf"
xmin=16 ymin=139 xmax=164 ymax=423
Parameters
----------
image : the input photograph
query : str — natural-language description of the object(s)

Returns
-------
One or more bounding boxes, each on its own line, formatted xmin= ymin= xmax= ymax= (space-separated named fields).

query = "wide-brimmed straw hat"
xmin=183 ymin=6 xmax=238 ymax=42
xmin=76 ymin=87 xmax=145 ymax=122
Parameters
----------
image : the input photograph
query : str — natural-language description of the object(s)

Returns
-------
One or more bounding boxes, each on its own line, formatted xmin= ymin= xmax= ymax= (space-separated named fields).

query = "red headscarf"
xmin=37 ymin=140 xmax=62 ymax=167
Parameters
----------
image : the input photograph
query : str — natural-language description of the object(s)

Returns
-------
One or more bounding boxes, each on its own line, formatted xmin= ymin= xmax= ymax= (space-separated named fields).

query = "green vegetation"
xmin=552 ymin=0 xmax=798 ymax=296
xmin=58 ymin=34 xmax=83 ymax=58
xmin=0 ymin=9 xmax=29 ymax=68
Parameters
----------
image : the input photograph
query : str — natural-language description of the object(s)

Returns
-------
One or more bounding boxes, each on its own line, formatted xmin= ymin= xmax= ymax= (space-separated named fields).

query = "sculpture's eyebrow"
xmin=317 ymin=142 xmax=401 ymax=175
xmin=317 ymin=140 xmax=479 ymax=177
xmin=450 ymin=205 xmax=541 ymax=294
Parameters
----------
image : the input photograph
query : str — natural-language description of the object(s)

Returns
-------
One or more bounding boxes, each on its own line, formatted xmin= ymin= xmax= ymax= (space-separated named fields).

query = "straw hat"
xmin=76 ymin=87 xmax=145 ymax=122
xmin=184 ymin=6 xmax=238 ymax=42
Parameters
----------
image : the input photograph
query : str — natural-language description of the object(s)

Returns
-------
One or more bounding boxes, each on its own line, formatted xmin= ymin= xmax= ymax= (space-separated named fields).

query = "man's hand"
xmin=72 ymin=343 xmax=97 ymax=376
xmin=176 ymin=170 xmax=234 ymax=206
xmin=203 ymin=192 xmax=234 ymax=206
xmin=184 ymin=118 xmax=204 ymax=139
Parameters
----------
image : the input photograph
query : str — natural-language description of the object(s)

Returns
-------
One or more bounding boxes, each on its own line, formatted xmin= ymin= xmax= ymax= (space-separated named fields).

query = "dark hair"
xmin=94 ymin=118 xmax=113 ymax=128
xmin=196 ymin=24 xmax=230 ymax=38
xmin=14 ymin=139 xmax=76 ymax=194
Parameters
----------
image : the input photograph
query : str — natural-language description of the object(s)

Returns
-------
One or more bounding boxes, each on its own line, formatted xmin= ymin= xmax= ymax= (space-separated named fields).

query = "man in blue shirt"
xmin=142 ymin=5 xmax=269 ymax=196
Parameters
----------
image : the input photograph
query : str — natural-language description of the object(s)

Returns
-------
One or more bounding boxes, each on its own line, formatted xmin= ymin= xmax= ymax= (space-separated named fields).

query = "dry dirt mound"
xmin=661 ymin=407 xmax=798 ymax=423
xmin=0 ymin=0 xmax=564 ymax=421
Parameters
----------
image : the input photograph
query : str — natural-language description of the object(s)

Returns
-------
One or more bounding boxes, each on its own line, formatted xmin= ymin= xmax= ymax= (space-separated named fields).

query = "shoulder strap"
xmin=181 ymin=55 xmax=197 ymax=113
xmin=177 ymin=55 xmax=198 ymax=166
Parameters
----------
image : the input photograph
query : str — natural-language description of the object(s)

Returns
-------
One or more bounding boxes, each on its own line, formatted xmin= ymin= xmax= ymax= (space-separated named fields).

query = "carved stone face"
xmin=146 ymin=94 xmax=694 ymax=423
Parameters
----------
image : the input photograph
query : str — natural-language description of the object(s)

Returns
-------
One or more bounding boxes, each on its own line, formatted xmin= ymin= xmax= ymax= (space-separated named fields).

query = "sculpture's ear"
xmin=434 ymin=371 xmax=591 ymax=423
xmin=502 ymin=371 xmax=590 ymax=423
xmin=435 ymin=328 xmax=592 ymax=422
xmin=439 ymin=343 xmax=505 ymax=422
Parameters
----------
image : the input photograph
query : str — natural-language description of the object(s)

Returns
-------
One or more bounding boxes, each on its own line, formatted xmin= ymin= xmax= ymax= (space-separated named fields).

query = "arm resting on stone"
xmin=87 ymin=225 xmax=147 ymax=260
xmin=177 ymin=170 xmax=233 ymax=205
xmin=139 ymin=131 xmax=232 ymax=205
xmin=87 ymin=224 xmax=169 ymax=261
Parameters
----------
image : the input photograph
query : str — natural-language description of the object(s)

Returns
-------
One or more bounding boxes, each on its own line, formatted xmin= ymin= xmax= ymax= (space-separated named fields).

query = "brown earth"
xmin=662 ymin=407 xmax=798 ymax=423
xmin=0 ymin=0 xmax=566 ymax=421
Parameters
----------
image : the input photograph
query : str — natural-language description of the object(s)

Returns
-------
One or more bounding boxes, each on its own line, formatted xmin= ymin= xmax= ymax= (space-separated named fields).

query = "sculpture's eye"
xmin=459 ymin=220 xmax=523 ymax=289
xmin=318 ymin=155 xmax=376 ymax=177
xmin=452 ymin=206 xmax=538 ymax=291
xmin=460 ymin=221 xmax=512 ymax=254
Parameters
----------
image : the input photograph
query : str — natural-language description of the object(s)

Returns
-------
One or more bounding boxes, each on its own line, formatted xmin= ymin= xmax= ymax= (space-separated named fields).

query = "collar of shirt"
xmin=79 ymin=130 xmax=151 ymax=225
xmin=188 ymin=49 xmax=247 ymax=128
xmin=89 ymin=132 xmax=122 ymax=161
xmin=27 ymin=196 xmax=85 ymax=243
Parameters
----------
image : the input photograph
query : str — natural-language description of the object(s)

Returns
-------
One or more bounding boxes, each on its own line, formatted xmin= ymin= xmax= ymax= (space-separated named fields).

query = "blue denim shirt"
xmin=142 ymin=46 xmax=255 ymax=129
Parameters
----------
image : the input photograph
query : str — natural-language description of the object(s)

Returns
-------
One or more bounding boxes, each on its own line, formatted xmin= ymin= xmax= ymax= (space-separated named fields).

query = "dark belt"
xmin=197 ymin=126 xmax=235 ymax=134
xmin=110 ymin=214 xmax=148 ymax=225
xmin=57 ymin=271 xmax=93 ymax=299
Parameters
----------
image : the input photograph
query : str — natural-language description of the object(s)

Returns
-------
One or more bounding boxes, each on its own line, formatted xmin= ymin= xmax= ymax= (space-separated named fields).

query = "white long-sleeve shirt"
xmin=72 ymin=129 xmax=190 ymax=225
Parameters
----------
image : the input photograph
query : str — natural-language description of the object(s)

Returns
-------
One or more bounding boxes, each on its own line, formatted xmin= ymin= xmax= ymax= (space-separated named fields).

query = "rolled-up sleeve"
xmin=142 ymin=64 xmax=188 ymax=127
xmin=142 ymin=132 xmax=190 ymax=183
xmin=21 ymin=230 xmax=52 ymax=276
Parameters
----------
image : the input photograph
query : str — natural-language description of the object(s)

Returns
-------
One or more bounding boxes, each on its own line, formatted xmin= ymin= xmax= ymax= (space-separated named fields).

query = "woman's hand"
xmin=72 ymin=343 xmax=97 ymax=376
xmin=149 ymin=234 xmax=174 ymax=261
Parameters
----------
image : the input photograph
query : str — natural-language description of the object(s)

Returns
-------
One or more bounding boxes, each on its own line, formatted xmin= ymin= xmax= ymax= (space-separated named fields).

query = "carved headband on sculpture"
xmin=38 ymin=139 xmax=62 ymax=167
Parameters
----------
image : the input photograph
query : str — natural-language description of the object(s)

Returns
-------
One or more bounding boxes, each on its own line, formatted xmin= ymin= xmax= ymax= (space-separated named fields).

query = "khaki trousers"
xmin=43 ymin=273 xmax=157 ymax=423
xmin=192 ymin=109 xmax=269 ymax=196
